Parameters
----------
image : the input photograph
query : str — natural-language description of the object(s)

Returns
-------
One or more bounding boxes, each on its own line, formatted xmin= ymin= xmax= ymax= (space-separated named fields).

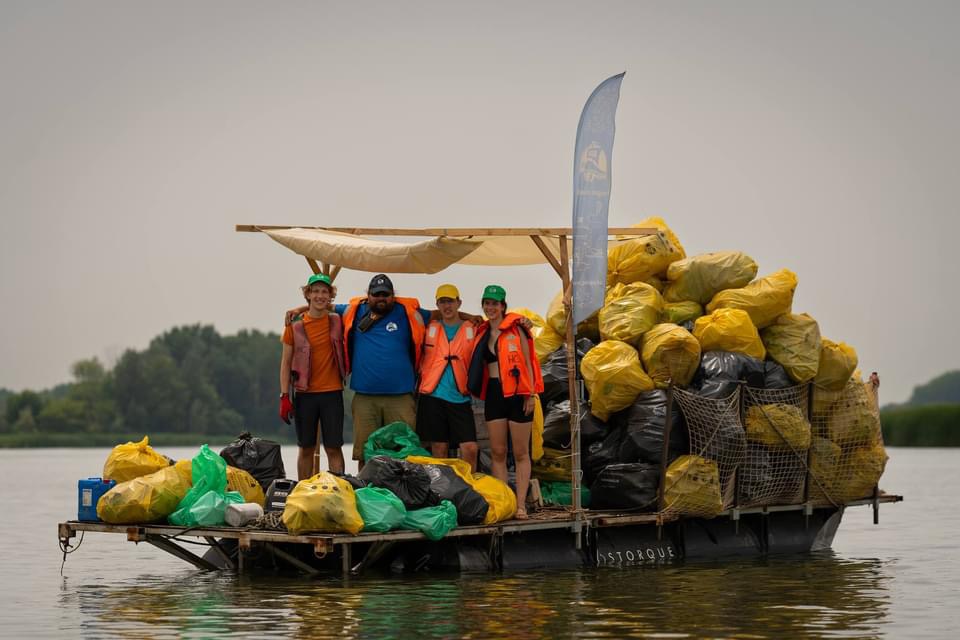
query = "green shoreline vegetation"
xmin=0 ymin=324 xmax=955 ymax=447
xmin=0 ymin=325 xmax=353 ymax=449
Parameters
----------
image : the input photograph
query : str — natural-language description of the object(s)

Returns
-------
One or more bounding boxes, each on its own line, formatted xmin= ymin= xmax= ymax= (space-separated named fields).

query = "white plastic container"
xmin=224 ymin=502 xmax=264 ymax=527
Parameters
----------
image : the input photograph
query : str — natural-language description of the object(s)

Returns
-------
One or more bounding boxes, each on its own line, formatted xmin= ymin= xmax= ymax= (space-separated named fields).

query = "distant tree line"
xmin=0 ymin=325 xmax=352 ymax=447
xmin=878 ymin=370 xmax=960 ymax=447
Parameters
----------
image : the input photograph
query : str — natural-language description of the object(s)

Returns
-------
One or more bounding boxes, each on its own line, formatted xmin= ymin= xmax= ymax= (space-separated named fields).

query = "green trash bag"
xmin=363 ymin=422 xmax=431 ymax=462
xmin=355 ymin=486 xmax=407 ymax=533
xmin=169 ymin=444 xmax=229 ymax=525
xmin=539 ymin=481 xmax=591 ymax=508
xmin=169 ymin=490 xmax=243 ymax=527
xmin=401 ymin=500 xmax=458 ymax=541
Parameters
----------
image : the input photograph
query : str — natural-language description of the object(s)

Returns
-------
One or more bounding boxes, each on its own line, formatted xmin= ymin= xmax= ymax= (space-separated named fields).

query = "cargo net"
xmin=661 ymin=388 xmax=745 ymax=518
xmin=808 ymin=377 xmax=888 ymax=506
xmin=739 ymin=385 xmax=811 ymax=508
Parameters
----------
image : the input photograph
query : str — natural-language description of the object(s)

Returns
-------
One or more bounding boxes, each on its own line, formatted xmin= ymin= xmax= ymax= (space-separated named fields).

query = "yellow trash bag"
xmin=532 ymin=395 xmax=544 ymax=461
xmin=706 ymin=268 xmax=798 ymax=329
xmin=97 ymin=465 xmax=191 ymax=524
xmin=807 ymin=437 xmax=842 ymax=504
xmin=282 ymin=472 xmax=364 ymax=535
xmin=103 ymin=436 xmax=170 ymax=484
xmin=581 ymin=340 xmax=655 ymax=420
xmin=662 ymin=455 xmax=723 ymax=518
xmin=760 ymin=313 xmax=822 ymax=383
xmin=815 ymin=339 xmax=859 ymax=391
xmin=832 ymin=443 xmax=888 ymax=502
xmin=545 ymin=291 xmax=600 ymax=339
xmin=472 ymin=473 xmax=517 ymax=524
xmin=607 ymin=232 xmax=682 ymax=286
xmin=226 ymin=466 xmax=266 ymax=507
xmin=744 ymin=404 xmax=812 ymax=450
xmin=640 ymin=323 xmax=701 ymax=388
xmin=692 ymin=308 xmax=766 ymax=360
xmin=661 ymin=300 xmax=703 ymax=325
xmin=532 ymin=446 xmax=573 ymax=482
xmin=617 ymin=216 xmax=687 ymax=258
xmin=663 ymin=251 xmax=758 ymax=304
xmin=513 ymin=307 xmax=565 ymax=363
xmin=822 ymin=376 xmax=882 ymax=445
xmin=599 ymin=282 xmax=664 ymax=345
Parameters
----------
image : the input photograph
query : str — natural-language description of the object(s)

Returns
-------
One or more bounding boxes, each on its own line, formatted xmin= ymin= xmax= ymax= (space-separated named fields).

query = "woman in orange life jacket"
xmin=467 ymin=284 xmax=544 ymax=519
xmin=279 ymin=273 xmax=347 ymax=480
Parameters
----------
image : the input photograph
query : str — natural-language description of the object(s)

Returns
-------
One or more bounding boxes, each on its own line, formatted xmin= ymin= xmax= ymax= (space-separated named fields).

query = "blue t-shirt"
xmin=429 ymin=322 xmax=472 ymax=405
xmin=336 ymin=302 xmax=431 ymax=394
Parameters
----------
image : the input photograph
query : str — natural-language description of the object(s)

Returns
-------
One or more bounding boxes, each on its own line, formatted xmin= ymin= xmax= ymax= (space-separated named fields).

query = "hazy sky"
xmin=1 ymin=1 xmax=957 ymax=404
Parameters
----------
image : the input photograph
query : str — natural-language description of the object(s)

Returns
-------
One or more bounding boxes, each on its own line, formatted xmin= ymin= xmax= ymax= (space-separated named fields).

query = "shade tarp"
xmin=261 ymin=227 xmax=641 ymax=273
xmin=263 ymin=228 xmax=481 ymax=274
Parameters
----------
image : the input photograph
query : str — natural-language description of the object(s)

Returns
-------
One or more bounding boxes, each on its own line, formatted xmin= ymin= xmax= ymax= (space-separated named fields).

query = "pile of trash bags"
xmin=93 ymin=424 xmax=517 ymax=540
xmin=525 ymin=216 xmax=887 ymax=515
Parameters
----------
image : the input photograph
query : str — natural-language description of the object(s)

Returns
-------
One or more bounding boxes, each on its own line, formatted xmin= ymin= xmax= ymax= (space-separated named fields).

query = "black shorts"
xmin=416 ymin=394 xmax=477 ymax=445
xmin=294 ymin=391 xmax=344 ymax=449
xmin=483 ymin=378 xmax=532 ymax=424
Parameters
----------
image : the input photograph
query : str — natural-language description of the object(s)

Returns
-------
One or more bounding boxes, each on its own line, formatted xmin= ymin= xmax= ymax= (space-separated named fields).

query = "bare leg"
xmin=297 ymin=446 xmax=316 ymax=481
xmin=459 ymin=441 xmax=479 ymax=473
xmin=431 ymin=442 xmax=450 ymax=458
xmin=325 ymin=446 xmax=345 ymax=474
xmin=487 ymin=419 xmax=510 ymax=485
xmin=509 ymin=421 xmax=533 ymax=516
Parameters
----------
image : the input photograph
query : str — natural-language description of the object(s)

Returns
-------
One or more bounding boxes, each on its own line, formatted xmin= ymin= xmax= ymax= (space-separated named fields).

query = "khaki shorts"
xmin=351 ymin=393 xmax=417 ymax=461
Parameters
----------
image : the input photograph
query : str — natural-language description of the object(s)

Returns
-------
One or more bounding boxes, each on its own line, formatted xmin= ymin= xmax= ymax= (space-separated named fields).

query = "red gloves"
xmin=279 ymin=393 xmax=294 ymax=424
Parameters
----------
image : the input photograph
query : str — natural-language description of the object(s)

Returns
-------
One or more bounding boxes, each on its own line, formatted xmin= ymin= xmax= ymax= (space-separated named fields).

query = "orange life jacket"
xmin=290 ymin=313 xmax=346 ymax=392
xmin=468 ymin=313 xmax=544 ymax=399
xmin=341 ymin=296 xmax=425 ymax=374
xmin=418 ymin=320 xmax=478 ymax=396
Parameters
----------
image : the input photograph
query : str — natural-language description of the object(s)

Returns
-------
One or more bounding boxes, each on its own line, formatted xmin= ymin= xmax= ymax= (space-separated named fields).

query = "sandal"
xmin=515 ymin=508 xmax=529 ymax=520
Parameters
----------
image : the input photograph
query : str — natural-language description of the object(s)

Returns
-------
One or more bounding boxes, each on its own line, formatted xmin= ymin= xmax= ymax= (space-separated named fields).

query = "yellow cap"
xmin=435 ymin=284 xmax=460 ymax=301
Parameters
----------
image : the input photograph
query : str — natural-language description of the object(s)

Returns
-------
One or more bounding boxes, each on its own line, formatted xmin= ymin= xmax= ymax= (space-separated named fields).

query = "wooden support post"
xmin=203 ymin=536 xmax=236 ymax=570
xmin=557 ymin=235 xmax=582 ymax=549
xmin=266 ymin=543 xmax=321 ymax=576
xmin=341 ymin=542 xmax=352 ymax=577
xmin=329 ymin=265 xmax=342 ymax=282
xmin=321 ymin=262 xmax=331 ymax=276
xmin=305 ymin=258 xmax=321 ymax=274
xmin=529 ymin=235 xmax=565 ymax=280
xmin=658 ymin=385 xmax=675 ymax=511
xmin=145 ymin=535 xmax=220 ymax=571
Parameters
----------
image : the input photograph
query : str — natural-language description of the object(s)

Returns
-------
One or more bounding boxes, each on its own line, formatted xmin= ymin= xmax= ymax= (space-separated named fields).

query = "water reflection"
xmin=61 ymin=552 xmax=892 ymax=639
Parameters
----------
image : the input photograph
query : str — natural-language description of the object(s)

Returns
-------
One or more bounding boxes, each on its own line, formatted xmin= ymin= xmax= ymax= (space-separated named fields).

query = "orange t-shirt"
xmin=282 ymin=314 xmax=343 ymax=393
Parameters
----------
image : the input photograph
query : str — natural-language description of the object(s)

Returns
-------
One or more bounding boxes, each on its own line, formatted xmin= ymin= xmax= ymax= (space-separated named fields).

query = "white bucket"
xmin=224 ymin=502 xmax=264 ymax=527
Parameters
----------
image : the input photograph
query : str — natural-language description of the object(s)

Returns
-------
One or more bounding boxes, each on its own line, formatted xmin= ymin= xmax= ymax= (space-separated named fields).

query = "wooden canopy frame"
xmin=237 ymin=224 xmax=657 ymax=540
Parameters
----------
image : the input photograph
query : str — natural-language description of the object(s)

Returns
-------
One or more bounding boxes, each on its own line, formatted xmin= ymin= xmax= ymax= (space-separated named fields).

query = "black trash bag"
xmin=589 ymin=463 xmax=660 ymax=511
xmin=542 ymin=400 xmax=608 ymax=450
xmin=358 ymin=456 xmax=440 ymax=510
xmin=219 ymin=431 xmax=286 ymax=491
xmin=611 ymin=391 xmax=689 ymax=466
xmin=584 ymin=425 xmax=625 ymax=486
xmin=738 ymin=444 xmax=806 ymax=506
xmin=680 ymin=319 xmax=696 ymax=333
xmin=694 ymin=413 xmax=747 ymax=465
xmin=692 ymin=351 xmax=766 ymax=399
xmin=421 ymin=464 xmax=489 ymax=525
xmin=763 ymin=361 xmax=793 ymax=390
xmin=540 ymin=338 xmax=596 ymax=405
xmin=332 ymin=472 xmax=367 ymax=491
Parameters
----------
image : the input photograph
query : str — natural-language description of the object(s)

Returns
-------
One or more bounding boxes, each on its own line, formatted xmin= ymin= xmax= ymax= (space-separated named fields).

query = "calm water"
xmin=0 ymin=445 xmax=956 ymax=638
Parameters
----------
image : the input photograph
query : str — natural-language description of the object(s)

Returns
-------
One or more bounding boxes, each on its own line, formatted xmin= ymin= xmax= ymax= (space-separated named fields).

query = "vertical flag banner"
xmin=572 ymin=72 xmax=625 ymax=326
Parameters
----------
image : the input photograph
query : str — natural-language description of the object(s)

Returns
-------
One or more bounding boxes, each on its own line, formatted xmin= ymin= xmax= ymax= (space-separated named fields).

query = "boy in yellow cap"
xmin=416 ymin=284 xmax=480 ymax=470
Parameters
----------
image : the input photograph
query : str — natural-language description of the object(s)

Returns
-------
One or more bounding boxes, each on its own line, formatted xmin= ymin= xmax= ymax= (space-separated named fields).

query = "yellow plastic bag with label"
xmin=661 ymin=301 xmax=703 ymax=325
xmin=693 ymin=308 xmax=766 ymax=360
xmin=226 ymin=466 xmax=266 ymax=507
xmin=581 ymin=340 xmax=655 ymax=420
xmin=97 ymin=465 xmax=192 ymax=524
xmin=513 ymin=307 xmax=565 ymax=363
xmin=599 ymin=282 xmax=664 ymax=345
xmin=760 ymin=313 xmax=822 ymax=383
xmin=663 ymin=251 xmax=758 ymax=304
xmin=662 ymin=455 xmax=723 ymax=518
xmin=815 ymin=339 xmax=859 ymax=391
xmin=471 ymin=473 xmax=518 ymax=524
xmin=545 ymin=292 xmax=600 ymax=340
xmin=103 ymin=436 xmax=170 ymax=483
xmin=282 ymin=472 xmax=364 ymax=535
xmin=532 ymin=446 xmax=573 ymax=482
xmin=706 ymin=268 xmax=798 ymax=329
xmin=744 ymin=404 xmax=812 ymax=450
xmin=607 ymin=232 xmax=683 ymax=286
xmin=640 ymin=323 xmax=701 ymax=388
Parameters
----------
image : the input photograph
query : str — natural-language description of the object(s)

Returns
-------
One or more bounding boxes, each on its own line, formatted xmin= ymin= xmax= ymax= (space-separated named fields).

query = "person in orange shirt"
xmin=279 ymin=273 xmax=347 ymax=479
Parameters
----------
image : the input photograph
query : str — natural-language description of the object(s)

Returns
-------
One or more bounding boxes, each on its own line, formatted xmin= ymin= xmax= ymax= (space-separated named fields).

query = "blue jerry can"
xmin=78 ymin=478 xmax=116 ymax=521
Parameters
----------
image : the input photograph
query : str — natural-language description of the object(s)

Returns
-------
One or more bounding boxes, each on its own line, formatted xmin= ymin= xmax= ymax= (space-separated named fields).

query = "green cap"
xmin=306 ymin=273 xmax=332 ymax=287
xmin=481 ymin=284 xmax=506 ymax=302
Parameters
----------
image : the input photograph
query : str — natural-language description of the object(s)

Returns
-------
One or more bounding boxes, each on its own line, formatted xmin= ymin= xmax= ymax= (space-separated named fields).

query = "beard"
xmin=370 ymin=297 xmax=394 ymax=314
